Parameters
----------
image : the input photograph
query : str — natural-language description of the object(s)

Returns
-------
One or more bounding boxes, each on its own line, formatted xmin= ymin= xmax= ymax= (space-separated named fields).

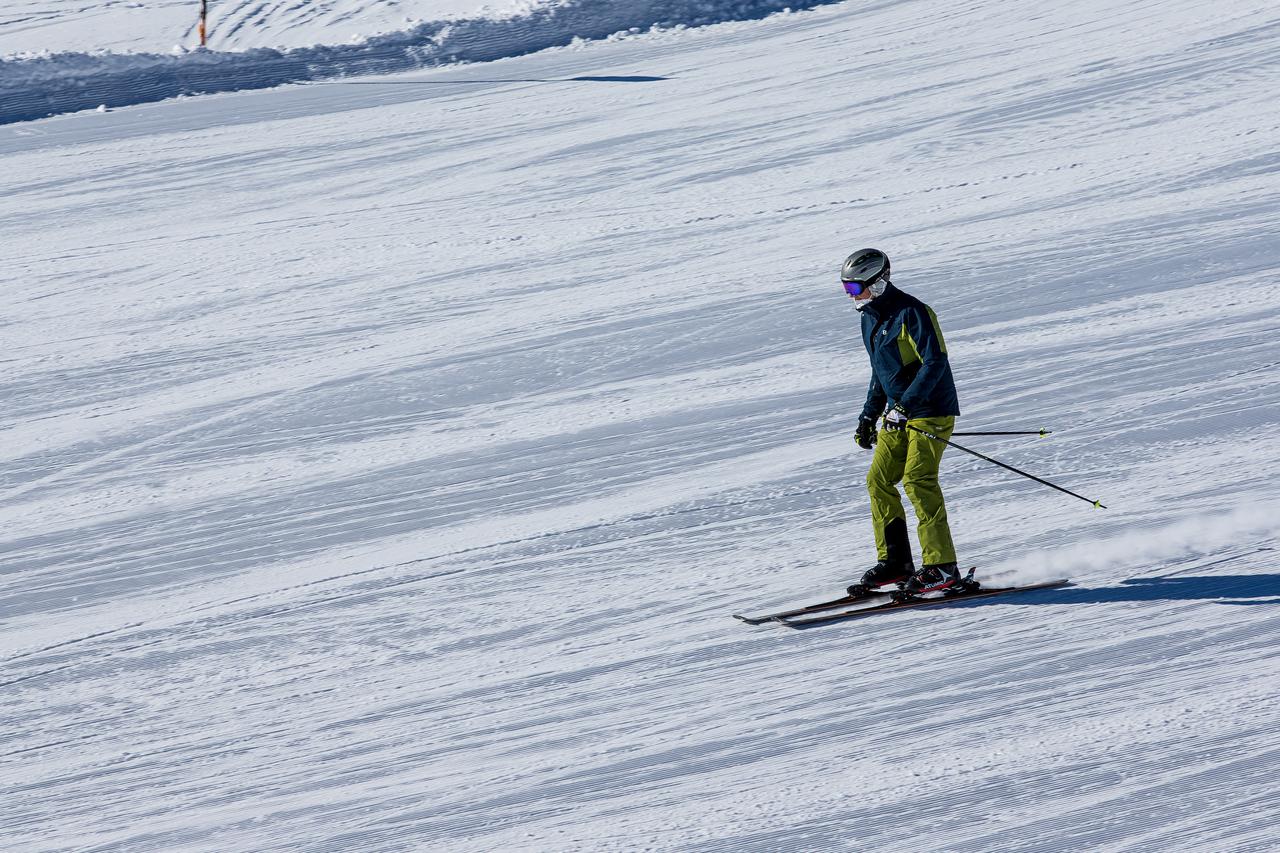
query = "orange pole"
xmin=199 ymin=0 xmax=207 ymax=47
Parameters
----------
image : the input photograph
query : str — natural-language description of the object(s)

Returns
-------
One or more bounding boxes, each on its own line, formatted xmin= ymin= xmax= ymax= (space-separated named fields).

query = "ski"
xmin=776 ymin=578 xmax=1071 ymax=628
xmin=732 ymin=588 xmax=891 ymax=625
xmin=732 ymin=566 xmax=979 ymax=625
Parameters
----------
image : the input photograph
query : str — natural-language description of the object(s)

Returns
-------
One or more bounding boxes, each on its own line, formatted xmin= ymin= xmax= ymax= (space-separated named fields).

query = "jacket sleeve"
xmin=897 ymin=305 xmax=949 ymax=414
xmin=861 ymin=372 xmax=887 ymax=422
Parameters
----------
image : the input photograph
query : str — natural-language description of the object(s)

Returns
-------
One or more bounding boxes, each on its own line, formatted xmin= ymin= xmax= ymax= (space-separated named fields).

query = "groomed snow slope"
xmin=4 ymin=1 xmax=1280 ymax=850
xmin=0 ymin=0 xmax=529 ymax=56
xmin=0 ymin=1 xmax=838 ymax=124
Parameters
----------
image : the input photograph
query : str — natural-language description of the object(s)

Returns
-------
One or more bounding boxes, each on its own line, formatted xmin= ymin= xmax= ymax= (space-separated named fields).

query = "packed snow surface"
xmin=0 ymin=0 xmax=532 ymax=55
xmin=4 ymin=0 xmax=1280 ymax=850
xmin=0 ymin=1 xmax=836 ymax=124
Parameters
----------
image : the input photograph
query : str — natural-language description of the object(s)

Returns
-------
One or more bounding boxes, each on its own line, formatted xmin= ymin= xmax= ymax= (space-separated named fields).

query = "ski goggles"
xmin=842 ymin=280 xmax=868 ymax=297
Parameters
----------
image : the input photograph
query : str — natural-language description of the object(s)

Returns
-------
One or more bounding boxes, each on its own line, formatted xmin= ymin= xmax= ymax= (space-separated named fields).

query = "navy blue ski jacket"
xmin=858 ymin=283 xmax=960 ymax=421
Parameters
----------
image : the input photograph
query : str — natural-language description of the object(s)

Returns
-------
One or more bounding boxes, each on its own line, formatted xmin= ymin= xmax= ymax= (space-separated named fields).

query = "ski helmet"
xmin=841 ymin=248 xmax=890 ymax=285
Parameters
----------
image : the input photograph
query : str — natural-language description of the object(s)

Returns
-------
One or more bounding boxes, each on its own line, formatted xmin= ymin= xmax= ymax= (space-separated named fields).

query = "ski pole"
xmin=951 ymin=429 xmax=1052 ymax=437
xmin=907 ymin=424 xmax=1106 ymax=509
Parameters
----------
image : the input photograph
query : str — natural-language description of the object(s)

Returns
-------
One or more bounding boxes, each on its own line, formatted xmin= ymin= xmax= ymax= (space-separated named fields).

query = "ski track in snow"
xmin=4 ymin=0 xmax=1280 ymax=850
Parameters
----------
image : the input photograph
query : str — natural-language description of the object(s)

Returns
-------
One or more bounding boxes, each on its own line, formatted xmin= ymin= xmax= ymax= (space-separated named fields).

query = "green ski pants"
xmin=867 ymin=415 xmax=957 ymax=566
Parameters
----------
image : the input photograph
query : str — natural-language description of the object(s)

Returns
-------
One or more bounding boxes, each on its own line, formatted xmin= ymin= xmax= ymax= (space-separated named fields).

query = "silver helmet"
xmin=841 ymin=248 xmax=890 ymax=285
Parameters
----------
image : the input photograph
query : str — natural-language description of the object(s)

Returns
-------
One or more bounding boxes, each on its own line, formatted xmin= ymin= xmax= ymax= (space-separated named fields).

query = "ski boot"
xmin=847 ymin=560 xmax=915 ymax=597
xmin=897 ymin=562 xmax=963 ymax=600
xmin=848 ymin=518 xmax=915 ymax=597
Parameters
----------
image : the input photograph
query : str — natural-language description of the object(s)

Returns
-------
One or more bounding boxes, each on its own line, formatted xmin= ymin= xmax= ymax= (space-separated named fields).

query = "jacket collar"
xmin=859 ymin=281 xmax=903 ymax=319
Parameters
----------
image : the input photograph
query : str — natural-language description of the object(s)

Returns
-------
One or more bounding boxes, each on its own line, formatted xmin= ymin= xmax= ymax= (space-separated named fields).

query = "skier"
xmin=842 ymin=248 xmax=963 ymax=596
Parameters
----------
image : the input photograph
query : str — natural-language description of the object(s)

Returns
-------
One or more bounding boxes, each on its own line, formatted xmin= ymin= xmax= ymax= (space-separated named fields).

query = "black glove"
xmin=883 ymin=403 xmax=909 ymax=432
xmin=855 ymin=417 xmax=877 ymax=450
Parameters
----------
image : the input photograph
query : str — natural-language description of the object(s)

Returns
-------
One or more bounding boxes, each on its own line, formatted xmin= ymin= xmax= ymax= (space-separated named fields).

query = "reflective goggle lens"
xmin=842 ymin=280 xmax=865 ymax=297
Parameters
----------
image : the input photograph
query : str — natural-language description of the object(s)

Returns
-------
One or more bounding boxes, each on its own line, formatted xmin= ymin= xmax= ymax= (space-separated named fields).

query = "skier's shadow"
xmin=998 ymin=574 xmax=1280 ymax=607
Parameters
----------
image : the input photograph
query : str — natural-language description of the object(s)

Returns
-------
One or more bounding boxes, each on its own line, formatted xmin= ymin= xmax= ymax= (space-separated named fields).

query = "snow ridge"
xmin=0 ymin=0 xmax=830 ymax=124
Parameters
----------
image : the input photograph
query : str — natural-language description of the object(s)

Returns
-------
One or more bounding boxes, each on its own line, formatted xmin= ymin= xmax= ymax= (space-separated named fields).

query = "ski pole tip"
xmin=1093 ymin=500 xmax=1107 ymax=509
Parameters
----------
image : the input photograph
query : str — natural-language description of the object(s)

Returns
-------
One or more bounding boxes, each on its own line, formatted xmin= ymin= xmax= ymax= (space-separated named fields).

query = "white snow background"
xmin=0 ymin=1 xmax=837 ymax=124
xmin=0 ymin=0 xmax=532 ymax=57
xmin=3 ymin=0 xmax=1280 ymax=850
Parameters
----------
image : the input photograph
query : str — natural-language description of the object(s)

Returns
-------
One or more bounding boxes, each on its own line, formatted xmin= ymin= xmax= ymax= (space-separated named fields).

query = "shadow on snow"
xmin=1002 ymin=574 xmax=1280 ymax=607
